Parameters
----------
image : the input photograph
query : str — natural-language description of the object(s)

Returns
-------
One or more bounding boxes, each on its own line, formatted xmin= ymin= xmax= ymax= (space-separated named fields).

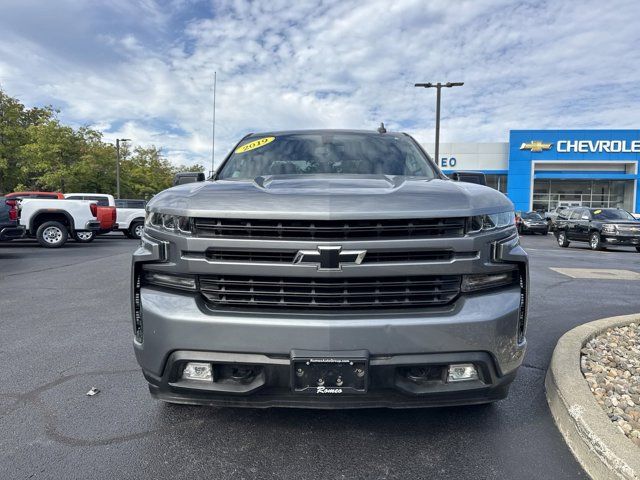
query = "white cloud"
xmin=1 ymin=0 xmax=640 ymax=169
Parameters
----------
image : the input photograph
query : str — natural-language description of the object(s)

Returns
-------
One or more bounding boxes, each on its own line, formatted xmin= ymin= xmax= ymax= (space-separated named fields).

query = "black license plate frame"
xmin=290 ymin=350 xmax=369 ymax=395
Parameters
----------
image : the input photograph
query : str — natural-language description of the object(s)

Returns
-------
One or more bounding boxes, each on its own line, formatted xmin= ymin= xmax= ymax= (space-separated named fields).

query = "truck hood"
xmin=148 ymin=175 xmax=514 ymax=219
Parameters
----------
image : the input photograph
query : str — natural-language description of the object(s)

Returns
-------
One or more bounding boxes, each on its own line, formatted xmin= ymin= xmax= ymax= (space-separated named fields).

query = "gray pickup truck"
xmin=132 ymin=129 xmax=529 ymax=408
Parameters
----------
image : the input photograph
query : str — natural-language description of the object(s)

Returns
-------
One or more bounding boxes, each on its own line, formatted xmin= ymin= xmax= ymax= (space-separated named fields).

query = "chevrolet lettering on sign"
xmin=557 ymin=140 xmax=640 ymax=153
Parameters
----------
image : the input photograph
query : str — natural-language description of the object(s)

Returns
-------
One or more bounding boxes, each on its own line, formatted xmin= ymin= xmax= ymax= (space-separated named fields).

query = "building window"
xmin=485 ymin=174 xmax=507 ymax=193
xmin=532 ymin=179 xmax=632 ymax=212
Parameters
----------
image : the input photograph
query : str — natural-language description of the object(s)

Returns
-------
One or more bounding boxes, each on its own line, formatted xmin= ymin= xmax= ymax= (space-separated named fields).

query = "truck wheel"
xmin=556 ymin=231 xmax=570 ymax=248
xmin=129 ymin=221 xmax=144 ymax=239
xmin=73 ymin=231 xmax=96 ymax=243
xmin=589 ymin=232 xmax=604 ymax=251
xmin=36 ymin=221 xmax=68 ymax=248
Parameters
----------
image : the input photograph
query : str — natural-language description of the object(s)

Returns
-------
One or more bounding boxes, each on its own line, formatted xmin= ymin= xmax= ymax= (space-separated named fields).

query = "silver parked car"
xmin=132 ymin=129 xmax=529 ymax=408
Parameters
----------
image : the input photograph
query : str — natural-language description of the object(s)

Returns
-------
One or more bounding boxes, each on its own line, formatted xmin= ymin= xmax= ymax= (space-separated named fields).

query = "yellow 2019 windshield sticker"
xmin=235 ymin=136 xmax=275 ymax=154
xmin=594 ymin=209 xmax=602 ymax=214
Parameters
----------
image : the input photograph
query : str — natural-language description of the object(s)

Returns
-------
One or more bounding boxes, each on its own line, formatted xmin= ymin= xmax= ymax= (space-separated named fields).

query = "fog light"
xmin=182 ymin=362 xmax=213 ymax=381
xmin=447 ymin=364 xmax=478 ymax=382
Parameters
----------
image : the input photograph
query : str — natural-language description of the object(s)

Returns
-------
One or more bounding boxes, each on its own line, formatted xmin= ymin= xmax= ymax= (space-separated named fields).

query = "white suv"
xmin=115 ymin=199 xmax=146 ymax=239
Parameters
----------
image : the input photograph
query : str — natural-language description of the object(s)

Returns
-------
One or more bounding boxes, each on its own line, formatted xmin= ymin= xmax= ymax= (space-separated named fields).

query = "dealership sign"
xmin=521 ymin=139 xmax=640 ymax=153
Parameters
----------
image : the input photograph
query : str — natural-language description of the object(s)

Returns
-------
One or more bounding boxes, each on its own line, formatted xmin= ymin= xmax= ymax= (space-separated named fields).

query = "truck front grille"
xmin=193 ymin=217 xmax=467 ymax=240
xmin=201 ymin=249 xmax=461 ymax=263
xmin=199 ymin=275 xmax=461 ymax=310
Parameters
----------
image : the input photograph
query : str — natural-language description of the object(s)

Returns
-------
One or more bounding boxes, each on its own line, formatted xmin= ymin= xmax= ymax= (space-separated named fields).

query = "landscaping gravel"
xmin=581 ymin=323 xmax=640 ymax=447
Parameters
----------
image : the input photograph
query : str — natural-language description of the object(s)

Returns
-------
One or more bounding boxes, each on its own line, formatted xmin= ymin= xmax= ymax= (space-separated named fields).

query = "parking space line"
xmin=549 ymin=267 xmax=640 ymax=280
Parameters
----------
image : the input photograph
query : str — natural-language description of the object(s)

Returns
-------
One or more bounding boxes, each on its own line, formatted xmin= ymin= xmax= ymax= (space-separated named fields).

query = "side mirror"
xmin=173 ymin=172 xmax=205 ymax=186
xmin=449 ymin=171 xmax=487 ymax=186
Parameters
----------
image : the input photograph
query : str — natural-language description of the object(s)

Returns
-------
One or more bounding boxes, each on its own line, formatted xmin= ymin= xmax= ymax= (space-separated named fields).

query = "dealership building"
xmin=426 ymin=129 xmax=640 ymax=214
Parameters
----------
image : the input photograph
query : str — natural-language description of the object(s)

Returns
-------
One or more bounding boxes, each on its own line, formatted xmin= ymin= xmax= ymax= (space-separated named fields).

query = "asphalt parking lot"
xmin=1 ymin=233 xmax=639 ymax=479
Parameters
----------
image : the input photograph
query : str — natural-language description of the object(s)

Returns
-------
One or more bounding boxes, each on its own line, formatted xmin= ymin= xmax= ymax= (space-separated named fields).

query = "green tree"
xmin=0 ymin=90 xmax=54 ymax=192
xmin=19 ymin=120 xmax=81 ymax=191
xmin=119 ymin=146 xmax=204 ymax=199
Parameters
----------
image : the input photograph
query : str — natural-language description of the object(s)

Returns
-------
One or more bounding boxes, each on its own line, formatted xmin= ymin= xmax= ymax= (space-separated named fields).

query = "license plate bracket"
xmin=290 ymin=350 xmax=369 ymax=394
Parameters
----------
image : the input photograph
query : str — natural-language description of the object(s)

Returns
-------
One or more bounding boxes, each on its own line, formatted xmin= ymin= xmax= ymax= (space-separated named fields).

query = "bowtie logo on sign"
xmin=520 ymin=141 xmax=553 ymax=152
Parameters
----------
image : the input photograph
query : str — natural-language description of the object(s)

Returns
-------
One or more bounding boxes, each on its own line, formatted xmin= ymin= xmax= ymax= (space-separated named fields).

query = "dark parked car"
xmin=517 ymin=212 xmax=549 ymax=235
xmin=544 ymin=205 xmax=570 ymax=231
xmin=0 ymin=196 xmax=25 ymax=241
xmin=555 ymin=207 xmax=640 ymax=251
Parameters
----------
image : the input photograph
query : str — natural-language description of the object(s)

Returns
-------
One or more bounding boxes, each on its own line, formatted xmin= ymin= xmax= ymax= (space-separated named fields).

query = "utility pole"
xmin=414 ymin=82 xmax=463 ymax=168
xmin=211 ymin=71 xmax=217 ymax=178
xmin=115 ymin=138 xmax=131 ymax=199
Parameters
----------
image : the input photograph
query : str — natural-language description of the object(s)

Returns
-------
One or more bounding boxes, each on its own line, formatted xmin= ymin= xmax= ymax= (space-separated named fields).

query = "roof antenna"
xmin=377 ymin=122 xmax=387 ymax=134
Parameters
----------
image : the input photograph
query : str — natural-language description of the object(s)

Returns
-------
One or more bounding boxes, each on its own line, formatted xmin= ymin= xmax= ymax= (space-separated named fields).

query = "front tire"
xmin=73 ymin=231 xmax=96 ymax=243
xmin=129 ymin=221 xmax=144 ymax=240
xmin=557 ymin=231 xmax=570 ymax=248
xmin=589 ymin=232 xmax=604 ymax=251
xmin=36 ymin=221 xmax=68 ymax=248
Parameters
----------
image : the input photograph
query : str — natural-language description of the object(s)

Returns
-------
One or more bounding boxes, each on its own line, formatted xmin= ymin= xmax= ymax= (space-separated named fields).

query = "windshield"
xmin=217 ymin=132 xmax=438 ymax=180
xmin=523 ymin=213 xmax=543 ymax=220
xmin=590 ymin=209 xmax=636 ymax=221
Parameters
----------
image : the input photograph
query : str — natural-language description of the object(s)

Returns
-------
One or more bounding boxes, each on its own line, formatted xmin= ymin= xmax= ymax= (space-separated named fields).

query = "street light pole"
xmin=414 ymin=82 xmax=463 ymax=168
xmin=211 ymin=71 xmax=217 ymax=178
xmin=115 ymin=138 xmax=131 ymax=199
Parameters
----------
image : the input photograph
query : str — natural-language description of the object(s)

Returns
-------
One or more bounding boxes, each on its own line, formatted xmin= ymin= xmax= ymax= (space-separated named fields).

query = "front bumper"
xmin=0 ymin=225 xmax=25 ymax=241
xmin=135 ymin=285 xmax=525 ymax=408
xmin=602 ymin=234 xmax=640 ymax=246
xmin=146 ymin=350 xmax=517 ymax=409
xmin=521 ymin=223 xmax=548 ymax=233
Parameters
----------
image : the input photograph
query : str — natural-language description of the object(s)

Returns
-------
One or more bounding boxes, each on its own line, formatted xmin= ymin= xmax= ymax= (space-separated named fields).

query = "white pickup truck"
xmin=115 ymin=199 xmax=146 ymax=239
xmin=18 ymin=198 xmax=101 ymax=248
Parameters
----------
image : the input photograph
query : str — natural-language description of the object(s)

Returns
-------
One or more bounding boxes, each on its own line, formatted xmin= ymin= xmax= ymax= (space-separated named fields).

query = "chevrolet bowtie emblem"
xmin=293 ymin=246 xmax=366 ymax=271
xmin=520 ymin=141 xmax=553 ymax=152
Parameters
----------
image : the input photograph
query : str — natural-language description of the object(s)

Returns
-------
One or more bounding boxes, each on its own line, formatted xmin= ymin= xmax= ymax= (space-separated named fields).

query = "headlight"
xmin=145 ymin=211 xmax=162 ymax=227
xmin=602 ymin=224 xmax=617 ymax=233
xmin=145 ymin=211 xmax=192 ymax=234
xmin=470 ymin=211 xmax=515 ymax=232
xmin=461 ymin=271 xmax=518 ymax=292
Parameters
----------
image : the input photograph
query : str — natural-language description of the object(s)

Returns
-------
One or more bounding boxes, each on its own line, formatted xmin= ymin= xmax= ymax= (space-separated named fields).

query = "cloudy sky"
xmin=1 ymin=0 xmax=639 ymax=169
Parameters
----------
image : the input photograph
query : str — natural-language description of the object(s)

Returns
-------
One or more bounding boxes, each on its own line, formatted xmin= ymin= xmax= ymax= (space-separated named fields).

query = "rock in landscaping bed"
xmin=581 ymin=322 xmax=640 ymax=447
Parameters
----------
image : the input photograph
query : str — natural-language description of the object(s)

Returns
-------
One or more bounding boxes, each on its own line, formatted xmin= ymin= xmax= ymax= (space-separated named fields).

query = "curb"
xmin=546 ymin=313 xmax=640 ymax=480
